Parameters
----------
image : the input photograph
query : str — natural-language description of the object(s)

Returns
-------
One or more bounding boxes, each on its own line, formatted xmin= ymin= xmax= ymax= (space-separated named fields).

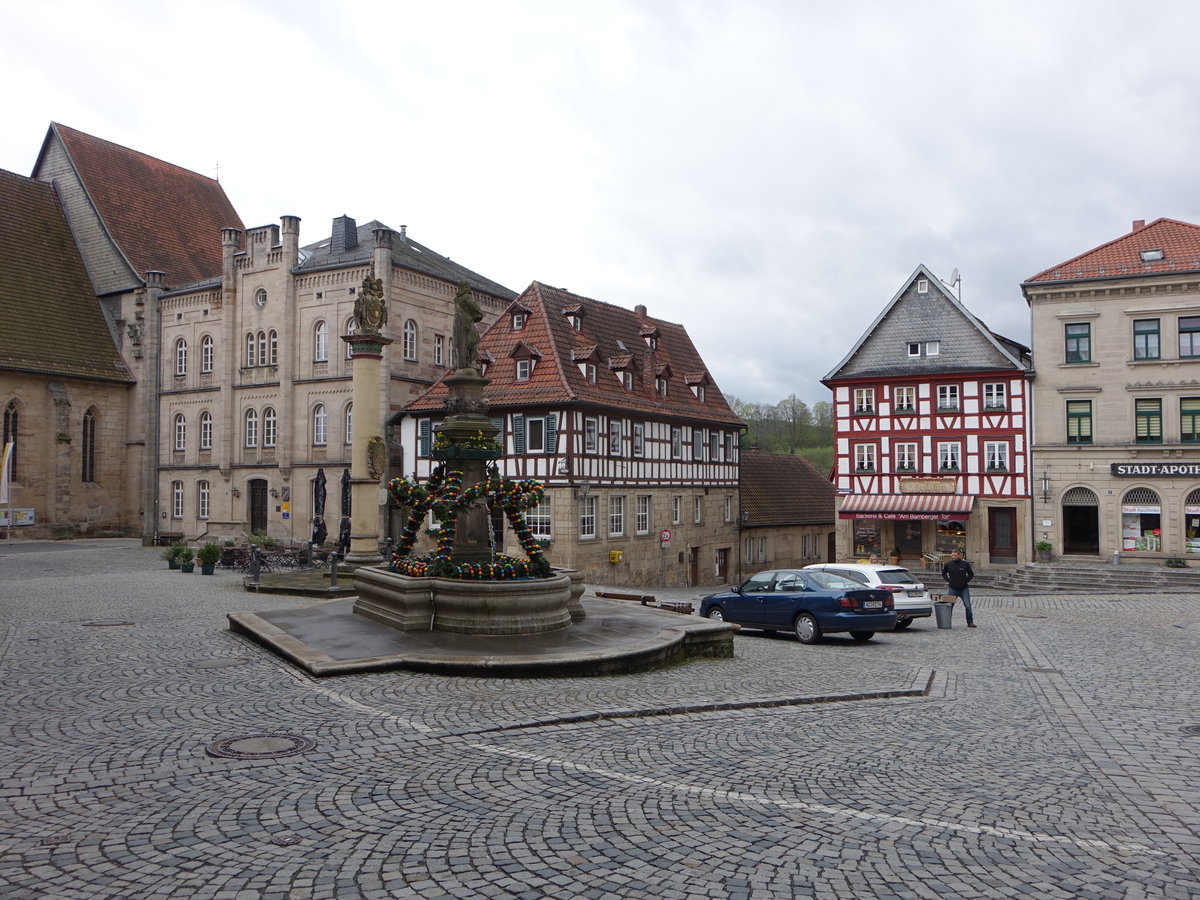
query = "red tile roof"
xmin=739 ymin=449 xmax=834 ymax=527
xmin=1024 ymin=218 xmax=1200 ymax=285
xmin=44 ymin=123 xmax=243 ymax=289
xmin=406 ymin=281 xmax=744 ymax=426
xmin=0 ymin=168 xmax=132 ymax=382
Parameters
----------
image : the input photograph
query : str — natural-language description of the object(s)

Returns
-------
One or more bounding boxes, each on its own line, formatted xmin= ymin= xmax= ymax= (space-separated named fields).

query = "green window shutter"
xmin=514 ymin=415 xmax=526 ymax=454
xmin=419 ymin=420 xmax=431 ymax=456
xmin=490 ymin=417 xmax=504 ymax=454
xmin=545 ymin=413 xmax=557 ymax=454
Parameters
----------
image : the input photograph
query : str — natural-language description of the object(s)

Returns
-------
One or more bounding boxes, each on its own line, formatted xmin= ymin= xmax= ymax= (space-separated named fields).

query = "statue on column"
xmin=452 ymin=280 xmax=482 ymax=372
xmin=353 ymin=264 xmax=388 ymax=335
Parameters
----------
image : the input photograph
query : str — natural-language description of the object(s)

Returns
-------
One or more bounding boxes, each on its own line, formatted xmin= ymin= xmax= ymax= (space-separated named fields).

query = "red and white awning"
xmin=838 ymin=493 xmax=975 ymax=520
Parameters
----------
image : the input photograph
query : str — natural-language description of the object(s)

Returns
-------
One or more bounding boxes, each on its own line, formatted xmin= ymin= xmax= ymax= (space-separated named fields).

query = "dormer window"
xmin=622 ymin=371 xmax=633 ymax=391
xmin=696 ymin=385 xmax=705 ymax=402
xmin=512 ymin=313 xmax=526 ymax=330
xmin=587 ymin=363 xmax=597 ymax=384
xmin=516 ymin=359 xmax=532 ymax=381
xmin=567 ymin=314 xmax=582 ymax=331
xmin=656 ymin=376 xmax=668 ymax=397
xmin=645 ymin=336 xmax=657 ymax=350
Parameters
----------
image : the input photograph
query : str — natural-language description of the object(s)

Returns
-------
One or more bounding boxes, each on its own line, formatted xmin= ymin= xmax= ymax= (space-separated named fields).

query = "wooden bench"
xmin=659 ymin=599 xmax=694 ymax=615
xmin=155 ymin=531 xmax=184 ymax=547
xmin=595 ymin=591 xmax=657 ymax=606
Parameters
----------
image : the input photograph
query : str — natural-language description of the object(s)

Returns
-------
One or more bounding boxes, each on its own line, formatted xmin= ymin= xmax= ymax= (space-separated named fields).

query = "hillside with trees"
xmin=728 ymin=393 xmax=833 ymax=475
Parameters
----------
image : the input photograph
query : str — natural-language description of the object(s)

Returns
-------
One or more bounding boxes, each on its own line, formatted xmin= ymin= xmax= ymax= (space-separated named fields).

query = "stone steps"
xmin=974 ymin=562 xmax=1199 ymax=594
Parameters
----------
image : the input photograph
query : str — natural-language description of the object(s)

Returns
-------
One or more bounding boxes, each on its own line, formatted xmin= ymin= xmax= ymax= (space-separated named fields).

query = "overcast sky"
xmin=5 ymin=1 xmax=1200 ymax=407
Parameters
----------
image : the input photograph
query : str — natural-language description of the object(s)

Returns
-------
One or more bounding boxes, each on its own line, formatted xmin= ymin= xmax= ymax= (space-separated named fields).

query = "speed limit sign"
xmin=659 ymin=529 xmax=672 ymax=543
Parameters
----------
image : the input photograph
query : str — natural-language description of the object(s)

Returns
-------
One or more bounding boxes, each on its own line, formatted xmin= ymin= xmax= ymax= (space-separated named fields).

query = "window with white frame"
xmin=434 ymin=334 xmax=444 ymax=366
xmin=314 ymin=321 xmax=329 ymax=362
xmin=894 ymin=386 xmax=915 ymax=412
xmin=609 ymin=420 xmax=622 ymax=455
xmin=526 ymin=502 xmax=551 ymax=539
xmin=656 ymin=376 xmax=668 ymax=397
xmin=854 ymin=388 xmax=875 ymax=414
xmin=403 ymin=320 xmax=417 ymax=361
xmin=938 ymin=442 xmax=961 ymax=471
xmin=245 ymin=333 xmax=256 ymax=367
xmin=907 ymin=342 xmax=921 ymax=358
xmin=636 ymin=495 xmax=650 ymax=534
xmin=344 ymin=403 xmax=353 ymax=445
xmin=895 ymin=442 xmax=917 ymax=471
xmin=724 ymin=496 xmax=732 ymax=522
xmin=312 ymin=404 xmax=328 ymax=445
xmin=257 ymin=331 xmax=267 ymax=366
xmin=692 ymin=429 xmax=704 ymax=460
xmin=633 ymin=423 xmax=645 ymax=457
xmin=745 ymin=537 xmax=754 ymax=563
xmin=693 ymin=496 xmax=702 ymax=524
xmin=516 ymin=359 xmax=531 ymax=381
xmin=671 ymin=427 xmax=682 ymax=458
xmin=198 ymin=480 xmax=210 ymax=519
xmin=917 ymin=279 xmax=929 ymax=293
xmin=586 ymin=363 xmax=597 ymax=384
xmin=173 ymin=413 xmax=186 ymax=451
xmin=201 ymin=335 xmax=213 ymax=373
xmin=526 ymin=417 xmax=546 ymax=453
xmin=984 ymin=441 xmax=1009 ymax=471
xmin=925 ymin=341 xmax=940 ymax=356
xmin=725 ymin=433 xmax=734 ymax=460
xmin=511 ymin=312 xmax=525 ymax=330
xmin=937 ymin=384 xmax=959 ymax=410
xmin=175 ymin=339 xmax=187 ymax=376
xmin=758 ymin=537 xmax=766 ymax=562
xmin=244 ymin=409 xmax=258 ymax=448
xmin=709 ymin=431 xmax=720 ymax=461
xmin=200 ymin=411 xmax=213 ymax=450
xmin=269 ymin=330 xmax=278 ymax=366
xmin=983 ymin=382 xmax=1007 ymax=410
xmin=585 ymin=417 xmax=598 ymax=453
xmin=854 ymin=444 xmax=875 ymax=471
xmin=580 ymin=496 xmax=596 ymax=539
xmin=345 ymin=317 xmax=356 ymax=358
xmin=696 ymin=385 xmax=706 ymax=403
xmin=263 ymin=407 xmax=277 ymax=448
xmin=621 ymin=370 xmax=632 ymax=391
xmin=609 ymin=495 xmax=625 ymax=536
xmin=172 ymin=481 xmax=184 ymax=518
xmin=673 ymin=496 xmax=682 ymax=524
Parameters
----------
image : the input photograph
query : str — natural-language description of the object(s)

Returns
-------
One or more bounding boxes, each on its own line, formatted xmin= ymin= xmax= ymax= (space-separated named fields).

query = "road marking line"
xmin=474 ymin=742 xmax=1166 ymax=857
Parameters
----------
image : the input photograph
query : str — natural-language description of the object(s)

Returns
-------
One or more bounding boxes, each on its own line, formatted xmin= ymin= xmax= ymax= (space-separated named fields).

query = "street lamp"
xmin=1040 ymin=471 xmax=1050 ymax=503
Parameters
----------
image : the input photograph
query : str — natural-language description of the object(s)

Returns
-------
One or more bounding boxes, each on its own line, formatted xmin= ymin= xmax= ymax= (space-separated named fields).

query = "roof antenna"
xmin=214 ymin=161 xmax=221 ymax=182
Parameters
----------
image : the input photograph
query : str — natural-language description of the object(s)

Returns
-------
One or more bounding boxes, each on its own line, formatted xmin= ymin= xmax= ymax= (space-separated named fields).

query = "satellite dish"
xmin=949 ymin=268 xmax=960 ymax=285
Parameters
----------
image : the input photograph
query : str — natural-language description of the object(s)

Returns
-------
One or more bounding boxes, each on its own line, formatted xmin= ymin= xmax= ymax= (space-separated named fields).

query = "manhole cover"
xmin=1023 ymin=667 xmax=1062 ymax=674
xmin=271 ymin=833 xmax=303 ymax=846
xmin=192 ymin=658 xmax=250 ymax=669
xmin=1181 ymin=725 xmax=1200 ymax=737
xmin=81 ymin=621 xmax=135 ymax=627
xmin=205 ymin=733 xmax=316 ymax=760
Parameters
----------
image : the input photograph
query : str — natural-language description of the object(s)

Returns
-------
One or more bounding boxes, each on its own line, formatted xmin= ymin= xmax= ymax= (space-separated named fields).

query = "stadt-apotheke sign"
xmin=1111 ymin=462 xmax=1200 ymax=477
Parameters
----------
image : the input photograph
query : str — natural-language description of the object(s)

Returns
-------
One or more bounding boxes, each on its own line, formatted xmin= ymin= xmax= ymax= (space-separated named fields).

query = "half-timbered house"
xmin=823 ymin=266 xmax=1032 ymax=566
xmin=399 ymin=282 xmax=745 ymax=588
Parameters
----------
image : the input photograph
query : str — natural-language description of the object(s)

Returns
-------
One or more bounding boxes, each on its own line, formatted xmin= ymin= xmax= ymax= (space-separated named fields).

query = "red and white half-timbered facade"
xmin=824 ymin=266 xmax=1032 ymax=566
xmin=398 ymin=282 xmax=744 ymax=588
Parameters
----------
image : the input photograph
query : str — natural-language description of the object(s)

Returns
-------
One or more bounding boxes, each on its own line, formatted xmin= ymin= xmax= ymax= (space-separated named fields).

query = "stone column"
xmin=342 ymin=328 xmax=391 ymax=566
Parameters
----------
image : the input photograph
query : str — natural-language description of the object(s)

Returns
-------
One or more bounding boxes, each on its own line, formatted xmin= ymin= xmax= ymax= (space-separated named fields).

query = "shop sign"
xmin=1121 ymin=505 xmax=1161 ymax=515
xmin=898 ymin=477 xmax=957 ymax=493
xmin=847 ymin=512 xmax=944 ymax=521
xmin=1112 ymin=462 xmax=1200 ymax=477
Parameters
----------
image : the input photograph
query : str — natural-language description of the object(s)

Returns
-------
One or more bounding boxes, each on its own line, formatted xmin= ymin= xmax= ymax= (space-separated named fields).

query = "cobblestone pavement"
xmin=2 ymin=540 xmax=1199 ymax=899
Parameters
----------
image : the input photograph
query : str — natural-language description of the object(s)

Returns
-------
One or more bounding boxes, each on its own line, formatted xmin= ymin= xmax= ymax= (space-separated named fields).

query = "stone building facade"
xmin=824 ymin=266 xmax=1032 ymax=567
xmin=1023 ymin=218 xmax=1200 ymax=562
xmin=400 ymin=282 xmax=745 ymax=588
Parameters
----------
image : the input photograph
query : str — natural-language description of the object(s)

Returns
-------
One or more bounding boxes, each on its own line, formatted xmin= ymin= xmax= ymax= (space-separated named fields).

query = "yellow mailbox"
xmin=609 ymin=550 xmax=623 ymax=564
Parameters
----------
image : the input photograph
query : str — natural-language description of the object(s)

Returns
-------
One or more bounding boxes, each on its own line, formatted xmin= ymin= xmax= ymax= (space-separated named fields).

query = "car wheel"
xmin=793 ymin=613 xmax=821 ymax=644
xmin=894 ymin=618 xmax=913 ymax=630
xmin=849 ymin=631 xmax=875 ymax=641
xmin=706 ymin=607 xmax=726 ymax=622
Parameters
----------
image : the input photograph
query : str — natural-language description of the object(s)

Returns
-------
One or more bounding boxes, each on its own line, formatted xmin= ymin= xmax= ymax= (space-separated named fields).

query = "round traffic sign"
xmin=660 ymin=529 xmax=672 ymax=543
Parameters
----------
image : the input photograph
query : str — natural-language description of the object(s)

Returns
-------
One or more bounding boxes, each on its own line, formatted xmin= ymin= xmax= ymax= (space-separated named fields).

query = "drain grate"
xmin=1182 ymin=725 xmax=1200 ymax=737
xmin=191 ymin=657 xmax=250 ymax=669
xmin=1016 ymin=614 xmax=1048 ymax=619
xmin=206 ymin=733 xmax=316 ymax=760
xmin=1023 ymin=667 xmax=1062 ymax=674
xmin=81 ymin=621 xmax=135 ymax=627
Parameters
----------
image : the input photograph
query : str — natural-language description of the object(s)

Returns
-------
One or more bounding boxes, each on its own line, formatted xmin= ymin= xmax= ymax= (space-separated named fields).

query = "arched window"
xmin=199 ymin=411 xmax=213 ymax=450
xmin=314 ymin=321 xmax=329 ymax=362
xmin=403 ymin=319 xmax=418 ymax=361
xmin=245 ymin=333 xmax=256 ymax=367
xmin=81 ymin=409 xmax=96 ymax=483
xmin=198 ymin=480 xmax=210 ymax=519
xmin=172 ymin=481 xmax=184 ymax=519
xmin=344 ymin=402 xmax=353 ymax=445
xmin=244 ymin=409 xmax=258 ymax=448
xmin=345 ymin=317 xmax=357 ymax=359
xmin=257 ymin=331 xmax=267 ymax=369
xmin=173 ymin=413 xmax=186 ymax=451
xmin=175 ymin=338 xmax=188 ymax=376
xmin=2 ymin=400 xmax=17 ymax=481
xmin=201 ymin=335 xmax=214 ymax=373
xmin=268 ymin=330 xmax=278 ymax=366
xmin=263 ymin=407 xmax=277 ymax=448
xmin=312 ymin=404 xmax=328 ymax=445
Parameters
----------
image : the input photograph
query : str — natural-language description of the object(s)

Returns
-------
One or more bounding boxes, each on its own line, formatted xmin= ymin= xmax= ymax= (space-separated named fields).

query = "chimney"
xmin=1132 ymin=219 xmax=1146 ymax=232
xmin=398 ymin=225 xmax=407 ymax=242
xmin=635 ymin=304 xmax=647 ymax=319
xmin=331 ymin=215 xmax=358 ymax=254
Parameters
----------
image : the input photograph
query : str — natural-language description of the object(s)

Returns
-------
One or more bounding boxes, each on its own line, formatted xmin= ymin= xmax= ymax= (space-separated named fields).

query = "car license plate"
xmin=863 ymin=600 xmax=883 ymax=609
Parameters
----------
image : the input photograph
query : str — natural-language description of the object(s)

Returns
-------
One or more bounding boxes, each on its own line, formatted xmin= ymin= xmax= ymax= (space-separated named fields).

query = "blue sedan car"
xmin=699 ymin=569 xmax=897 ymax=643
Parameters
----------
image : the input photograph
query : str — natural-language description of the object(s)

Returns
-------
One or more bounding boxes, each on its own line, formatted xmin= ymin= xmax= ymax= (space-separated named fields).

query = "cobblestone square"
xmin=1 ymin=540 xmax=1198 ymax=899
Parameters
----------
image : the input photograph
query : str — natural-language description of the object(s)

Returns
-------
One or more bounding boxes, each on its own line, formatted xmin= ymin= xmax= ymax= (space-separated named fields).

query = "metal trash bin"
xmin=934 ymin=601 xmax=954 ymax=629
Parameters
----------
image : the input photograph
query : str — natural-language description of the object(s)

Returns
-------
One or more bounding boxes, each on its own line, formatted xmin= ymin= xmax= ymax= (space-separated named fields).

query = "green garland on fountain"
xmin=387 ymin=463 xmax=552 ymax=579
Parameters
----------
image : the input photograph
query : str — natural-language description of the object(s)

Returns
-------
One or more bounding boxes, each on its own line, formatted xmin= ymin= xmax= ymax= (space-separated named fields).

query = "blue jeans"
xmin=949 ymin=586 xmax=973 ymax=624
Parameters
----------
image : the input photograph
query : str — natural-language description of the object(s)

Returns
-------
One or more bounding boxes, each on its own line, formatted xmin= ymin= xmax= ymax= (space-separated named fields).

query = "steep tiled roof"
xmin=406 ymin=281 xmax=744 ymax=426
xmin=300 ymin=219 xmax=517 ymax=301
xmin=1024 ymin=218 xmax=1200 ymax=286
xmin=43 ymin=123 xmax=243 ymax=289
xmin=0 ymin=169 xmax=132 ymax=382
xmin=739 ymin=449 xmax=834 ymax=527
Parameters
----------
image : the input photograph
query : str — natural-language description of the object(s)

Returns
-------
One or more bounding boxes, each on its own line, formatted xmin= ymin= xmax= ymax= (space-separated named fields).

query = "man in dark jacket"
xmin=941 ymin=548 xmax=976 ymax=627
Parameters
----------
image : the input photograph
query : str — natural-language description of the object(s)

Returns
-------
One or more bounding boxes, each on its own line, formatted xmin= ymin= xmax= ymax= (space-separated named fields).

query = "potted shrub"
xmin=197 ymin=543 xmax=221 ymax=575
xmin=1034 ymin=540 xmax=1053 ymax=563
xmin=162 ymin=541 xmax=186 ymax=569
xmin=887 ymin=547 xmax=901 ymax=564
xmin=220 ymin=539 xmax=237 ymax=567
xmin=177 ymin=545 xmax=195 ymax=573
